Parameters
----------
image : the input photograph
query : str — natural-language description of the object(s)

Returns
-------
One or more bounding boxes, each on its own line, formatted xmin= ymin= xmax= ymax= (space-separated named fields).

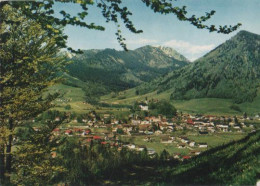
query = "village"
xmin=36 ymin=102 xmax=259 ymax=161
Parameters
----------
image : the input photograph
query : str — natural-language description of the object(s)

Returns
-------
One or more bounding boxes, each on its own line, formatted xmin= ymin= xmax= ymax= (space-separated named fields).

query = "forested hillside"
xmin=105 ymin=130 xmax=260 ymax=185
xmin=66 ymin=45 xmax=189 ymax=92
xmin=136 ymin=31 xmax=260 ymax=103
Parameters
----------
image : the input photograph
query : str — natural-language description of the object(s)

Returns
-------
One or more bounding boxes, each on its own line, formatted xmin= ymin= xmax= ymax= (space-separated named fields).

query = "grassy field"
xmin=101 ymin=87 xmax=260 ymax=116
xmin=240 ymin=89 xmax=260 ymax=114
xmin=120 ymin=135 xmax=189 ymax=155
xmin=102 ymin=130 xmax=260 ymax=185
xmin=47 ymin=84 xmax=131 ymax=116
xmin=48 ymin=83 xmax=260 ymax=116
xmin=188 ymin=133 xmax=247 ymax=148
xmin=119 ymin=132 xmax=247 ymax=155
xmin=173 ymin=98 xmax=240 ymax=116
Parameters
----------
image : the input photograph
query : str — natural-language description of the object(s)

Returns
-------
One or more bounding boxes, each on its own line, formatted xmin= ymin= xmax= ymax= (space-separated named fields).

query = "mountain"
xmin=136 ymin=30 xmax=260 ymax=103
xmin=66 ymin=45 xmax=189 ymax=93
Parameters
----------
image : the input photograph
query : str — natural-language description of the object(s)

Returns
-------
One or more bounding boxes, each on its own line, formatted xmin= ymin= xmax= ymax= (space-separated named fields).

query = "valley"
xmin=40 ymin=30 xmax=260 ymax=185
xmin=50 ymin=30 xmax=260 ymax=116
xmin=2 ymin=1 xmax=260 ymax=185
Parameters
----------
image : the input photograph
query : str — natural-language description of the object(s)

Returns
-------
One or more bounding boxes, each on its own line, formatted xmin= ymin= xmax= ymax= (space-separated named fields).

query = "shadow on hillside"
xmin=101 ymin=130 xmax=259 ymax=185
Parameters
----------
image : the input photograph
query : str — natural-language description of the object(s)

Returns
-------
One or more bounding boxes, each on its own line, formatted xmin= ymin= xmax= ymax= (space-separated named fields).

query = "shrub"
xmin=230 ymin=104 xmax=241 ymax=112
xmin=64 ymin=104 xmax=71 ymax=110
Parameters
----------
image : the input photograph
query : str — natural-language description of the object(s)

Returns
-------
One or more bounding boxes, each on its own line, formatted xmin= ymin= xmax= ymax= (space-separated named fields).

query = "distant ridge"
xmin=66 ymin=45 xmax=190 ymax=92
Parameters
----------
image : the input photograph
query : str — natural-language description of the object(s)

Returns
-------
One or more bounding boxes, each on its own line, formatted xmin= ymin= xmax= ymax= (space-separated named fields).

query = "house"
xmin=233 ymin=126 xmax=242 ymax=132
xmin=187 ymin=118 xmax=194 ymax=125
xmin=190 ymin=150 xmax=201 ymax=156
xmin=104 ymin=134 xmax=114 ymax=140
xmin=136 ymin=145 xmax=146 ymax=151
xmin=169 ymin=136 xmax=175 ymax=140
xmin=194 ymin=121 xmax=203 ymax=125
xmin=65 ymin=129 xmax=72 ymax=135
xmin=74 ymin=128 xmax=82 ymax=133
xmin=139 ymin=124 xmax=151 ymax=130
xmin=150 ymin=116 xmax=161 ymax=122
xmin=143 ymin=137 xmax=152 ymax=142
xmin=111 ymin=119 xmax=119 ymax=124
xmin=144 ymin=130 xmax=153 ymax=135
xmin=207 ymin=127 xmax=215 ymax=133
xmin=175 ymin=126 xmax=183 ymax=130
xmin=72 ymin=118 xmax=78 ymax=123
xmin=189 ymin=141 xmax=195 ymax=147
xmin=155 ymin=130 xmax=163 ymax=135
xmin=52 ymin=128 xmax=60 ymax=135
xmin=182 ymin=155 xmax=191 ymax=160
xmin=167 ymin=126 xmax=174 ymax=131
xmin=51 ymin=151 xmax=57 ymax=158
xmin=85 ymin=129 xmax=91 ymax=134
xmin=217 ymin=125 xmax=229 ymax=132
xmin=93 ymin=136 xmax=102 ymax=140
xmin=112 ymin=127 xmax=118 ymax=133
xmin=54 ymin=117 xmax=60 ymax=122
xmin=199 ymin=130 xmax=208 ymax=135
xmin=198 ymin=143 xmax=208 ymax=148
xmin=131 ymin=119 xmax=141 ymax=125
xmin=180 ymin=137 xmax=189 ymax=143
xmin=127 ymin=144 xmax=136 ymax=150
xmin=159 ymin=124 xmax=168 ymax=130
xmin=178 ymin=143 xmax=186 ymax=148
xmin=140 ymin=105 xmax=148 ymax=111
xmin=147 ymin=148 xmax=156 ymax=155
xmin=81 ymin=129 xmax=91 ymax=136
xmin=141 ymin=120 xmax=150 ymax=125
xmin=173 ymin=153 xmax=181 ymax=159
xmin=161 ymin=137 xmax=173 ymax=144
xmin=103 ymin=114 xmax=110 ymax=119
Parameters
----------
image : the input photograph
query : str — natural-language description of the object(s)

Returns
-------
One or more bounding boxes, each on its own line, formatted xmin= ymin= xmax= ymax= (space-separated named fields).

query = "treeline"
xmin=16 ymin=125 xmax=260 ymax=185
xmin=130 ymin=100 xmax=177 ymax=119
xmin=153 ymin=130 xmax=260 ymax=185
xmin=54 ymin=138 xmax=178 ymax=185
xmin=14 ymin=123 xmax=178 ymax=186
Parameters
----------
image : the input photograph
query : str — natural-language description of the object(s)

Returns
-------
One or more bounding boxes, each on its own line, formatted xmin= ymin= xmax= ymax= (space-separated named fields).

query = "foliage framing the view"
xmin=0 ymin=0 xmax=241 ymax=52
xmin=0 ymin=0 xmax=246 ymax=185
xmin=0 ymin=4 xmax=67 ymax=184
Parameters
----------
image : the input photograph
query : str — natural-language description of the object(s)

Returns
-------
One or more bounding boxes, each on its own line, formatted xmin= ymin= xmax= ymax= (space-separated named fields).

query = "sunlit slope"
xmin=101 ymin=87 xmax=260 ymax=115
xmin=133 ymin=31 xmax=260 ymax=104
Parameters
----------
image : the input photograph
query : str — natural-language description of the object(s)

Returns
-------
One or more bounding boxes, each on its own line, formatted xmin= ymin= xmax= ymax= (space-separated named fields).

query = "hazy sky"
xmin=55 ymin=0 xmax=260 ymax=61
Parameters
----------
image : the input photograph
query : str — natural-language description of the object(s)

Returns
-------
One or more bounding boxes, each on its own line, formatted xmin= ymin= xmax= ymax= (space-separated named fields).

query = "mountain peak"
xmin=135 ymin=45 xmax=156 ymax=51
xmin=157 ymin=46 xmax=189 ymax=62
xmin=234 ymin=30 xmax=260 ymax=40
xmin=237 ymin=30 xmax=255 ymax=35
xmin=138 ymin=30 xmax=260 ymax=103
xmin=135 ymin=45 xmax=189 ymax=62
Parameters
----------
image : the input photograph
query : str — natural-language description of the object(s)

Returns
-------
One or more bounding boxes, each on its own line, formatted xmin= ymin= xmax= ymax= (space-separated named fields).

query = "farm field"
xmin=101 ymin=88 xmax=260 ymax=116
xmin=120 ymin=132 xmax=247 ymax=155
xmin=47 ymin=83 xmax=260 ymax=117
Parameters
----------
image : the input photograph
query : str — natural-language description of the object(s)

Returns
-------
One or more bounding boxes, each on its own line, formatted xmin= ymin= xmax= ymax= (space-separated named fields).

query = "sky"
xmin=54 ymin=0 xmax=260 ymax=61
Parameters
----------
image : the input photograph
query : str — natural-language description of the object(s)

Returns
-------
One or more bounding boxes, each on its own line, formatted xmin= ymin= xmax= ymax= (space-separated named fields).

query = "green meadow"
xmin=47 ymin=83 xmax=260 ymax=116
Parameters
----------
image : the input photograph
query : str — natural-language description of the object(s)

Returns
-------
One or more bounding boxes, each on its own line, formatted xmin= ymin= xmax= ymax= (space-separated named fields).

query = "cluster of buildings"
xmin=37 ymin=111 xmax=258 ymax=160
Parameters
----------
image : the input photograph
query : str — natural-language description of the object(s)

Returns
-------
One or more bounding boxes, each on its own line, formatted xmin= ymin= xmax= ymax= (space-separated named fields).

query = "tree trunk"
xmin=0 ymin=144 xmax=5 ymax=184
xmin=6 ymin=118 xmax=13 ymax=173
